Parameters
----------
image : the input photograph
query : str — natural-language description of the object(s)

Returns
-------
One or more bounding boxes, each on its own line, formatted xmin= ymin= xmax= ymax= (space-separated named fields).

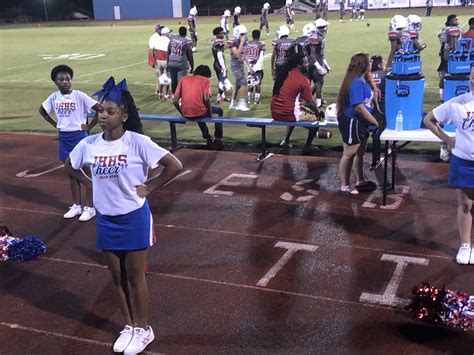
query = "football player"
xmin=211 ymin=27 xmax=228 ymax=103
xmin=233 ymin=6 xmax=241 ymax=28
xmin=386 ymin=15 xmax=411 ymax=68
xmin=260 ymin=3 xmax=271 ymax=37
xmin=271 ymin=25 xmax=296 ymax=80
xmin=285 ymin=0 xmax=297 ymax=32
xmin=228 ymin=24 xmax=250 ymax=111
xmin=310 ymin=19 xmax=331 ymax=108
xmin=221 ymin=10 xmax=231 ymax=39
xmin=246 ymin=30 xmax=266 ymax=104
xmin=188 ymin=6 xmax=198 ymax=52
xmin=407 ymin=15 xmax=427 ymax=52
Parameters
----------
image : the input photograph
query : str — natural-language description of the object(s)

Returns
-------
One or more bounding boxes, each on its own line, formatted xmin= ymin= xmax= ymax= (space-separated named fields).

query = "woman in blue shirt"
xmin=336 ymin=52 xmax=381 ymax=195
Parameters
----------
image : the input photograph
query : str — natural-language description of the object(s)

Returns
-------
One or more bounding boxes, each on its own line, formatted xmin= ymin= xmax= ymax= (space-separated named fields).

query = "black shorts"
xmin=254 ymin=70 xmax=264 ymax=83
xmin=337 ymin=114 xmax=370 ymax=145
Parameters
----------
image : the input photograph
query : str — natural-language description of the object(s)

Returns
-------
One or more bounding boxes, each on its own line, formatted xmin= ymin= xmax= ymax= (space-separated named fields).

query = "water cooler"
xmin=443 ymin=38 xmax=473 ymax=132
xmin=386 ymin=40 xmax=425 ymax=130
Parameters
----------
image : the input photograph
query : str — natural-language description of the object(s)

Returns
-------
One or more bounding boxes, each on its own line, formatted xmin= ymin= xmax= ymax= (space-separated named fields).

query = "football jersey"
xmin=69 ymin=130 xmax=169 ymax=216
xmin=221 ymin=16 xmax=229 ymax=32
xmin=233 ymin=13 xmax=240 ymax=27
xmin=168 ymin=35 xmax=192 ymax=68
xmin=228 ymin=37 xmax=247 ymax=70
xmin=245 ymin=40 xmax=265 ymax=65
xmin=388 ymin=30 xmax=412 ymax=50
xmin=260 ymin=8 xmax=268 ymax=22
xmin=42 ymin=90 xmax=97 ymax=132
xmin=211 ymin=38 xmax=226 ymax=64
xmin=272 ymin=38 xmax=296 ymax=66
xmin=295 ymin=36 xmax=311 ymax=59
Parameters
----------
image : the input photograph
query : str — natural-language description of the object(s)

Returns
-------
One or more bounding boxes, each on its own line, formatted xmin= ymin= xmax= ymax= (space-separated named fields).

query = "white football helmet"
xmin=159 ymin=73 xmax=171 ymax=86
xmin=263 ymin=2 xmax=270 ymax=9
xmin=277 ymin=25 xmax=290 ymax=39
xmin=315 ymin=18 xmax=328 ymax=36
xmin=234 ymin=6 xmax=241 ymax=14
xmin=233 ymin=24 xmax=247 ymax=38
xmin=407 ymin=14 xmax=422 ymax=32
xmin=189 ymin=6 xmax=197 ymax=16
xmin=325 ymin=103 xmax=338 ymax=122
xmin=224 ymin=9 xmax=231 ymax=17
xmin=219 ymin=79 xmax=233 ymax=92
xmin=286 ymin=0 xmax=293 ymax=5
xmin=303 ymin=23 xmax=315 ymax=37
xmin=390 ymin=15 xmax=407 ymax=31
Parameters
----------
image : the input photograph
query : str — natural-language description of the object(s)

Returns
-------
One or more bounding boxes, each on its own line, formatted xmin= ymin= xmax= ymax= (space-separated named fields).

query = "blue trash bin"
xmin=385 ymin=74 xmax=425 ymax=130
xmin=443 ymin=74 xmax=470 ymax=132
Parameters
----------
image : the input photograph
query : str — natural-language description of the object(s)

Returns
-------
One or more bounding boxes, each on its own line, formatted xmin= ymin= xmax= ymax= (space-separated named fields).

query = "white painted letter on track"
xmin=359 ymin=254 xmax=429 ymax=307
xmin=203 ymin=173 xmax=258 ymax=196
xmin=257 ymin=242 xmax=318 ymax=287
xmin=362 ymin=185 xmax=410 ymax=209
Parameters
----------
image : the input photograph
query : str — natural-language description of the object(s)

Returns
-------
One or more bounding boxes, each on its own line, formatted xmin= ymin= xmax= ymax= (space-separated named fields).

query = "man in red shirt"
xmin=271 ymin=52 xmax=325 ymax=154
xmin=462 ymin=17 xmax=474 ymax=48
xmin=173 ymin=65 xmax=224 ymax=150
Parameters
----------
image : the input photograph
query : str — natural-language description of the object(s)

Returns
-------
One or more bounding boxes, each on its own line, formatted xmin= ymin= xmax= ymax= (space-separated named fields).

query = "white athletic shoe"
xmin=113 ymin=325 xmax=134 ymax=353
xmin=63 ymin=204 xmax=82 ymax=219
xmin=456 ymin=243 xmax=471 ymax=265
xmin=237 ymin=105 xmax=250 ymax=112
xmin=229 ymin=103 xmax=237 ymax=110
xmin=79 ymin=206 xmax=96 ymax=222
xmin=124 ymin=326 xmax=155 ymax=354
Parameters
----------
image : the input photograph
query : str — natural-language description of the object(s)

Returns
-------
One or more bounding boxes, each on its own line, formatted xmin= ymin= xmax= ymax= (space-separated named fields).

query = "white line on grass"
xmin=0 ymin=321 xmax=163 ymax=355
xmin=0 ymin=205 xmax=455 ymax=261
xmin=0 ymin=58 xmax=61 ymax=72
xmin=74 ymin=60 xmax=147 ymax=78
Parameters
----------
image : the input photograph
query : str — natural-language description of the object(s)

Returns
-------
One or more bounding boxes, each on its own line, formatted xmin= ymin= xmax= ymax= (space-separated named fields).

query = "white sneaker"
xmin=113 ymin=325 xmax=134 ymax=353
xmin=236 ymin=104 xmax=250 ymax=112
xmin=63 ymin=204 xmax=82 ymax=219
xmin=79 ymin=206 xmax=96 ymax=222
xmin=124 ymin=326 xmax=155 ymax=354
xmin=470 ymin=246 xmax=474 ymax=264
xmin=229 ymin=103 xmax=236 ymax=110
xmin=456 ymin=243 xmax=471 ymax=265
xmin=440 ymin=143 xmax=451 ymax=162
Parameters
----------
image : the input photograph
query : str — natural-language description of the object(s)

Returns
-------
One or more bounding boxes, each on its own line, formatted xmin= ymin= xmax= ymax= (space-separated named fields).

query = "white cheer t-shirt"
xmin=433 ymin=91 xmax=474 ymax=161
xmin=69 ymin=131 xmax=169 ymax=216
xmin=42 ymin=90 xmax=97 ymax=132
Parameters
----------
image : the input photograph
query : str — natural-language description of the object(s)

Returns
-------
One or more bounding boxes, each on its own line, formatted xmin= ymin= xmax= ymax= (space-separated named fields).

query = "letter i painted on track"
xmin=359 ymin=254 xmax=429 ymax=307
xmin=257 ymin=241 xmax=318 ymax=287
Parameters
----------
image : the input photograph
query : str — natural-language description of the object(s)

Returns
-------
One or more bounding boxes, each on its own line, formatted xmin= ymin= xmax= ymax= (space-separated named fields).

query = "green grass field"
xmin=0 ymin=8 xmax=469 ymax=149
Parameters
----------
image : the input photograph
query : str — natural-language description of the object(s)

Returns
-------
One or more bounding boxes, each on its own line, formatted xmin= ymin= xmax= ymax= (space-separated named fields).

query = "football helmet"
xmin=277 ymin=25 xmax=290 ymax=38
xmin=325 ymin=103 xmax=338 ymax=122
xmin=224 ymin=9 xmax=231 ymax=17
xmin=159 ymin=73 xmax=171 ymax=86
xmin=314 ymin=18 xmax=328 ymax=36
xmin=233 ymin=24 xmax=247 ymax=38
xmin=263 ymin=2 xmax=270 ymax=9
xmin=303 ymin=23 xmax=315 ymax=37
xmin=218 ymin=79 xmax=233 ymax=92
xmin=189 ymin=6 xmax=197 ymax=16
xmin=234 ymin=6 xmax=241 ymax=14
xmin=390 ymin=15 xmax=407 ymax=31
xmin=407 ymin=14 xmax=422 ymax=32
xmin=286 ymin=0 xmax=293 ymax=4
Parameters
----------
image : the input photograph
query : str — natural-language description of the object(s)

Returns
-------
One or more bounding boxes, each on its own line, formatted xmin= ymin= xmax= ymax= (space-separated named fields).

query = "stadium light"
xmin=42 ymin=0 xmax=49 ymax=21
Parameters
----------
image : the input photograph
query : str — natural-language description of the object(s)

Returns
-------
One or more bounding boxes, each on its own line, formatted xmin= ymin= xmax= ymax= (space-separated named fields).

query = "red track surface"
xmin=1 ymin=132 xmax=473 ymax=354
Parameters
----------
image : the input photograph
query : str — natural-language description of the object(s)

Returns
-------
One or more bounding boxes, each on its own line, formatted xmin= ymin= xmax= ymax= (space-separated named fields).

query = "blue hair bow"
xmin=93 ymin=76 xmax=129 ymax=105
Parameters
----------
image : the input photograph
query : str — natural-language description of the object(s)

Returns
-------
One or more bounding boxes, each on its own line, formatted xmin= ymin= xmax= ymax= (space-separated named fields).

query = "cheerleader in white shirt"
xmin=423 ymin=64 xmax=474 ymax=265
xmin=65 ymin=77 xmax=183 ymax=354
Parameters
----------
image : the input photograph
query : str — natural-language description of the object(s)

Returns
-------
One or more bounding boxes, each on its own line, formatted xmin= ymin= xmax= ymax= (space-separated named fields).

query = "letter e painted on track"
xmin=359 ymin=254 xmax=429 ymax=307
xmin=257 ymin=241 xmax=318 ymax=287
xmin=203 ymin=173 xmax=258 ymax=196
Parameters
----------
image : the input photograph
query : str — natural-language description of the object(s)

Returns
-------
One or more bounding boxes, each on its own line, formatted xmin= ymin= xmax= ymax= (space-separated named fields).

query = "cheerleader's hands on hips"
xmin=136 ymin=184 xmax=151 ymax=198
xmin=446 ymin=136 xmax=456 ymax=150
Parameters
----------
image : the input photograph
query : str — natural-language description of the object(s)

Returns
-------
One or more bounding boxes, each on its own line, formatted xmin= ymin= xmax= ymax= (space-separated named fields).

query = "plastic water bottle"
xmin=395 ymin=110 xmax=404 ymax=132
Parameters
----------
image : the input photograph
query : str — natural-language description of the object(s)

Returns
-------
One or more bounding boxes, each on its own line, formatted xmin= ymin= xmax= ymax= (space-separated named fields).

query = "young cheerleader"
xmin=65 ymin=77 xmax=183 ymax=353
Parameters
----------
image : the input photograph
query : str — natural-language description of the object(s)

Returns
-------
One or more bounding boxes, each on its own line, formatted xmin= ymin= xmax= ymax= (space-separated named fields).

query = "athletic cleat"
xmin=124 ymin=326 xmax=155 ymax=354
xmin=456 ymin=243 xmax=471 ymax=265
xmin=63 ymin=204 xmax=82 ymax=219
xmin=79 ymin=206 xmax=96 ymax=222
xmin=113 ymin=325 xmax=134 ymax=353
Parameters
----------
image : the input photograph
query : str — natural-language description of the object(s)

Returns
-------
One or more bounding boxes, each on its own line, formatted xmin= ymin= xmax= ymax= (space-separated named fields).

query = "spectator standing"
xmin=336 ymin=53 xmax=380 ymax=195
xmin=422 ymin=65 xmax=474 ymax=264
xmin=462 ymin=17 xmax=474 ymax=47
xmin=173 ymin=65 xmax=225 ymax=150
xmin=167 ymin=26 xmax=194 ymax=95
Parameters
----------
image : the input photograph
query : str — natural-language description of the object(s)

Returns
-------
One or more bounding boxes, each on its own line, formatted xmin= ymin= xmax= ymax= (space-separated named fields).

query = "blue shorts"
xmin=449 ymin=154 xmax=474 ymax=189
xmin=96 ymin=200 xmax=155 ymax=251
xmin=58 ymin=130 xmax=87 ymax=162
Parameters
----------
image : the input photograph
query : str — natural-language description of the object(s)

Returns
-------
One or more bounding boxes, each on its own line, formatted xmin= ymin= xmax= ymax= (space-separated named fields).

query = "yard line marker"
xmin=0 ymin=205 xmax=455 ymax=261
xmin=41 ymin=256 xmax=402 ymax=312
xmin=75 ymin=61 xmax=147 ymax=78
xmin=0 ymin=58 xmax=59 ymax=72
xmin=0 ymin=321 xmax=164 ymax=354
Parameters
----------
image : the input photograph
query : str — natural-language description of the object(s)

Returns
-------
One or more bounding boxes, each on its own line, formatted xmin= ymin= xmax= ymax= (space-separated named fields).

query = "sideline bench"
xmin=139 ymin=113 xmax=339 ymax=161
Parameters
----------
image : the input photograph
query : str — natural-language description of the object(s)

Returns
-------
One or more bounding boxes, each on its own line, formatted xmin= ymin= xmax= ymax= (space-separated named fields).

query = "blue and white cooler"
xmin=385 ymin=73 xmax=425 ymax=130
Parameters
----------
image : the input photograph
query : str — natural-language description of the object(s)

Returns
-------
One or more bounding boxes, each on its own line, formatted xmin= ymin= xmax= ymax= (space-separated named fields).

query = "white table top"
xmin=380 ymin=128 xmax=455 ymax=142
